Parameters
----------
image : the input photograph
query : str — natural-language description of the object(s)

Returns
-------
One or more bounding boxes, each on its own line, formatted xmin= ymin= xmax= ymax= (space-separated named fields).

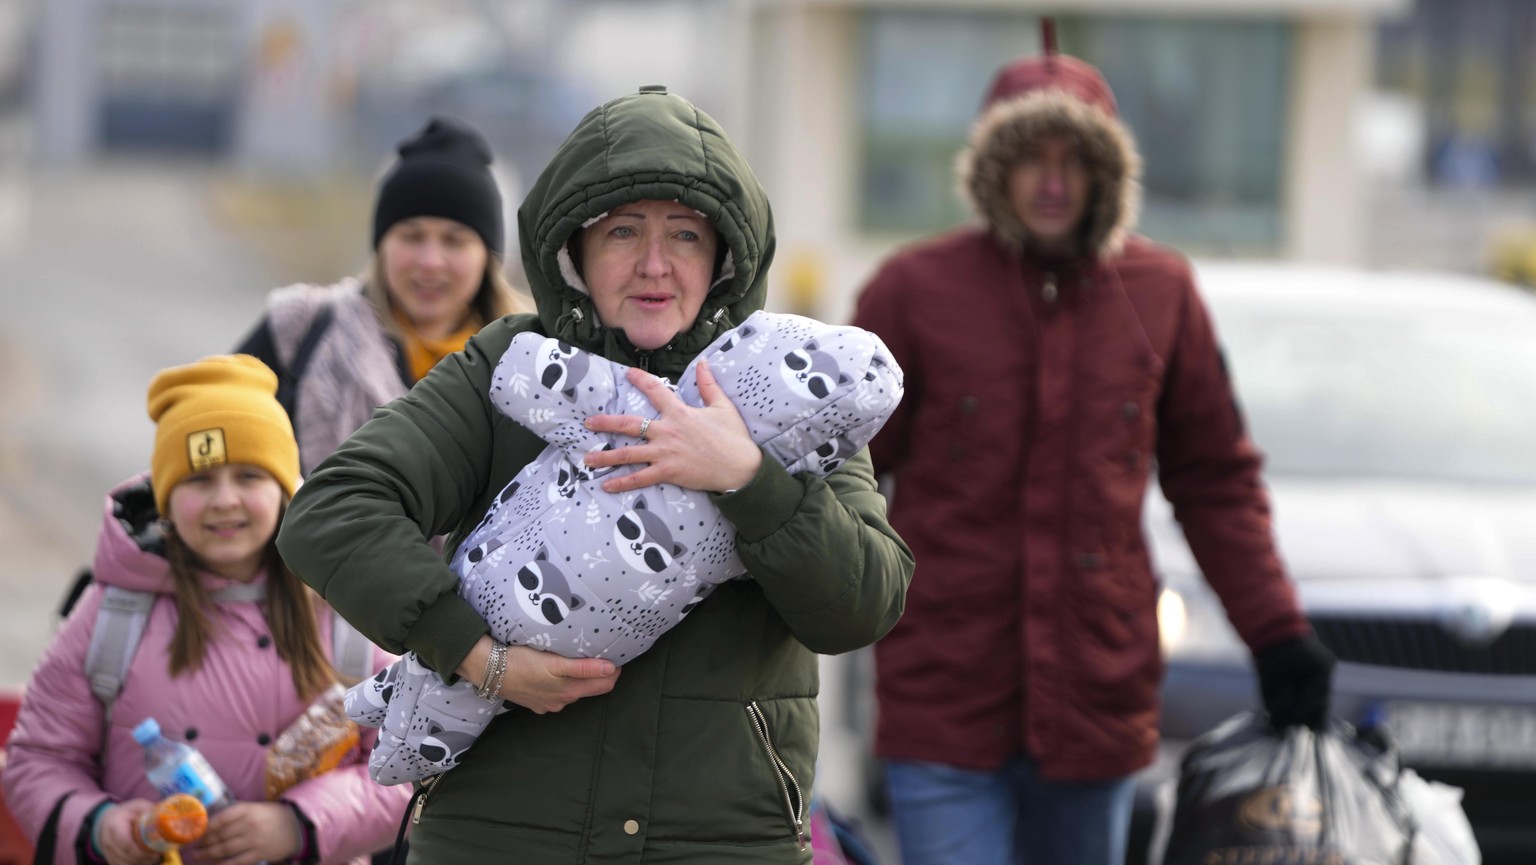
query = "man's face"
xmin=1006 ymin=132 xmax=1091 ymax=253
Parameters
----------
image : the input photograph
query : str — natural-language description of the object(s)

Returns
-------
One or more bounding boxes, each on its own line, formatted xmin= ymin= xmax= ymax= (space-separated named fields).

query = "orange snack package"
xmin=265 ymin=683 xmax=361 ymax=800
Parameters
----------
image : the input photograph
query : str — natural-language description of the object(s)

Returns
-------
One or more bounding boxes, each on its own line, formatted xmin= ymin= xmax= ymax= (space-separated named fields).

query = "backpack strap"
xmin=58 ymin=567 xmax=95 ymax=619
xmin=84 ymin=582 xmax=372 ymax=718
xmin=84 ymin=583 xmax=269 ymax=715
xmin=275 ymin=303 xmax=336 ymax=420
xmin=288 ymin=303 xmax=335 ymax=388
xmin=85 ymin=586 xmax=156 ymax=712
xmin=30 ymin=793 xmax=69 ymax=865
xmin=330 ymin=614 xmax=375 ymax=683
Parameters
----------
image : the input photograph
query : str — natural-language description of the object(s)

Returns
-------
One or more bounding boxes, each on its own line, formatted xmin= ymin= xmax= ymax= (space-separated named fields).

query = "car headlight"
xmin=1157 ymin=582 xmax=1245 ymax=662
xmin=1157 ymin=588 xmax=1188 ymax=656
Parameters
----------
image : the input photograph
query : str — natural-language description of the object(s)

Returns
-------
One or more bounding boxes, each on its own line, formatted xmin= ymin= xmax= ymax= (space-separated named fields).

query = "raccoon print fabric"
xmin=349 ymin=310 xmax=904 ymax=784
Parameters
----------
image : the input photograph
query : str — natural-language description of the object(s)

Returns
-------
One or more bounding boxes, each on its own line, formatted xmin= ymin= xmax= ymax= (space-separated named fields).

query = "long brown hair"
xmin=163 ymin=508 xmax=336 ymax=701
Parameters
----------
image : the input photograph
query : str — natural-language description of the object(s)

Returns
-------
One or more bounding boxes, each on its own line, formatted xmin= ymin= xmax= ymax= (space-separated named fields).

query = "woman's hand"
xmin=192 ymin=802 xmax=302 ymax=865
xmin=457 ymin=635 xmax=620 ymax=714
xmin=583 ymin=359 xmax=762 ymax=494
xmin=95 ymin=800 xmax=159 ymax=865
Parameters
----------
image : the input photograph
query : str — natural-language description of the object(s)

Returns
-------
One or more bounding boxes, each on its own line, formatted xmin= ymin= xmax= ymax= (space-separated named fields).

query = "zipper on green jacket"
xmin=411 ymin=774 xmax=442 ymax=825
xmin=746 ymin=701 xmax=806 ymax=849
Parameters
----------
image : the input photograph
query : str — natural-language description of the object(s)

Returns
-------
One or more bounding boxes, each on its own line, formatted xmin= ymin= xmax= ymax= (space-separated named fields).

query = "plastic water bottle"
xmin=132 ymin=717 xmax=236 ymax=812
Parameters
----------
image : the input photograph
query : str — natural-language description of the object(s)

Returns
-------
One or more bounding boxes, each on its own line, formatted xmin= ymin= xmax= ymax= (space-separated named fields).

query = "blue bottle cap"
xmin=131 ymin=717 xmax=161 ymax=745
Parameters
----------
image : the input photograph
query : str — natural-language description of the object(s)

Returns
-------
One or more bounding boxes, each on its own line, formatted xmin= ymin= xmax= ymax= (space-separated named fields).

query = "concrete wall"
xmin=748 ymin=5 xmax=868 ymax=322
xmin=1285 ymin=16 xmax=1374 ymax=263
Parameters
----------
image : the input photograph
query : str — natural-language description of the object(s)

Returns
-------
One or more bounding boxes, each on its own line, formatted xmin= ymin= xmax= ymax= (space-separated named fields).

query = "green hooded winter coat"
xmin=277 ymin=87 xmax=913 ymax=863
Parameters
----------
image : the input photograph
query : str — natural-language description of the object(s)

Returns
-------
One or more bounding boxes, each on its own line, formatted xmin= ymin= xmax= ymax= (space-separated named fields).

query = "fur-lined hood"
xmin=957 ymin=55 xmax=1142 ymax=259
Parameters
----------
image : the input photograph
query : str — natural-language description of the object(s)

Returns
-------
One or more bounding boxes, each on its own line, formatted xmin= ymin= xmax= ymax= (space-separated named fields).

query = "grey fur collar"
xmin=267 ymin=279 xmax=408 ymax=475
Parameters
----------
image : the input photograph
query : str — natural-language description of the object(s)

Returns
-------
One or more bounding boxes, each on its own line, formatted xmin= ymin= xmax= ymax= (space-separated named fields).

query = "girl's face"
xmin=581 ymin=200 xmax=718 ymax=351
xmin=380 ymin=216 xmax=489 ymax=338
xmin=166 ymin=463 xmax=284 ymax=582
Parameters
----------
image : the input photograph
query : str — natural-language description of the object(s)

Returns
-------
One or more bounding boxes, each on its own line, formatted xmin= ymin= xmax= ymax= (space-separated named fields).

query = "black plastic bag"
xmin=1161 ymin=713 xmax=1412 ymax=865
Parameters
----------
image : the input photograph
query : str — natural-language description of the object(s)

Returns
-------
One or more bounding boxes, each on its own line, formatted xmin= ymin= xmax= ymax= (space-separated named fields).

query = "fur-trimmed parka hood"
xmin=957 ymin=54 xmax=1142 ymax=260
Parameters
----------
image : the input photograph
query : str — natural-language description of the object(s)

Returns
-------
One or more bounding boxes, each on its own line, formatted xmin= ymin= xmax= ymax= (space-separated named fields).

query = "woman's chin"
xmin=622 ymin=323 xmax=682 ymax=352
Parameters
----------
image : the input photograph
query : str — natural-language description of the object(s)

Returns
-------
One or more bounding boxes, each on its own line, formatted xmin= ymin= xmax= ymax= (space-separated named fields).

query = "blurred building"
xmin=27 ymin=0 xmax=746 ymax=282
xmin=740 ymin=0 xmax=1411 ymax=322
xmin=1369 ymin=0 xmax=1536 ymax=282
xmin=30 ymin=0 xmax=743 ymax=179
xmin=34 ymin=0 xmax=336 ymax=170
xmin=30 ymin=0 xmax=1426 ymax=315
xmin=1378 ymin=0 xmax=1535 ymax=188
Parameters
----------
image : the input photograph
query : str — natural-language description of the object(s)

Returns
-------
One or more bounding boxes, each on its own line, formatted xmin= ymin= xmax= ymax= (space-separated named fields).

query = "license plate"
xmin=1381 ymin=701 xmax=1536 ymax=768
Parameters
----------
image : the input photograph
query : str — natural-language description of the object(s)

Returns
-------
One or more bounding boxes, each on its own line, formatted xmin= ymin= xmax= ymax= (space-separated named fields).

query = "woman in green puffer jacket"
xmin=277 ymin=87 xmax=914 ymax=864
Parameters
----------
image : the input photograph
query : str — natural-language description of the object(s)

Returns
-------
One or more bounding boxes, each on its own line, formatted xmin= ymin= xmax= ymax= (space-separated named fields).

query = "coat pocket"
xmin=745 ymin=701 xmax=806 ymax=850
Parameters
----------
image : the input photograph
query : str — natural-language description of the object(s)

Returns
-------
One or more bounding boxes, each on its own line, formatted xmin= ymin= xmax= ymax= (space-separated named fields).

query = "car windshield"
xmin=1217 ymin=304 xmax=1536 ymax=485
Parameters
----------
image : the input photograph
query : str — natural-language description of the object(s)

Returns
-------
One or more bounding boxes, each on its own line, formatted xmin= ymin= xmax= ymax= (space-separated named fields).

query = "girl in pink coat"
xmin=1 ymin=355 xmax=410 ymax=865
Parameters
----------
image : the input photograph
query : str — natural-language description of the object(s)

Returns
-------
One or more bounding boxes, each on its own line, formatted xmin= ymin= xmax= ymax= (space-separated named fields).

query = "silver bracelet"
xmin=476 ymin=641 xmax=506 ymax=701
xmin=476 ymin=640 xmax=508 ymax=701
xmin=486 ymin=646 xmax=508 ymax=702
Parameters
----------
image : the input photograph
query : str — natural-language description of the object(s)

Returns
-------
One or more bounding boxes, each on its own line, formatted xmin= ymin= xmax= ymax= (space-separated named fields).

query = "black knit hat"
xmin=373 ymin=116 xmax=504 ymax=256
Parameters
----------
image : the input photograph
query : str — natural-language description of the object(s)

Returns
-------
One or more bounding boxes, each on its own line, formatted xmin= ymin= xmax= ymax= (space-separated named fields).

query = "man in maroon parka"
xmin=850 ymin=29 xmax=1336 ymax=865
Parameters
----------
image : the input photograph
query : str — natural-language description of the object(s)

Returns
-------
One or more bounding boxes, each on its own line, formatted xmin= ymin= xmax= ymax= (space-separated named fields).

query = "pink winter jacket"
xmin=1 ymin=476 xmax=411 ymax=865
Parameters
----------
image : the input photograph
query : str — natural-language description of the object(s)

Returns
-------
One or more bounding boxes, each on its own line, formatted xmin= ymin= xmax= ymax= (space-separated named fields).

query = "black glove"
xmin=1253 ymin=633 xmax=1336 ymax=730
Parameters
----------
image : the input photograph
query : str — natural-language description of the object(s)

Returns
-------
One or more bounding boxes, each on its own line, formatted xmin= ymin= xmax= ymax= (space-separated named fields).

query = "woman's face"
xmin=581 ymin=200 xmax=719 ymax=351
xmin=167 ymin=463 xmax=284 ymax=582
xmin=380 ymin=216 xmax=489 ymax=337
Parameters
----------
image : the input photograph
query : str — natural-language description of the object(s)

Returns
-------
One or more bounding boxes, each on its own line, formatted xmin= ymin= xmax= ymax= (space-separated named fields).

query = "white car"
xmin=1143 ymin=262 xmax=1536 ymax=861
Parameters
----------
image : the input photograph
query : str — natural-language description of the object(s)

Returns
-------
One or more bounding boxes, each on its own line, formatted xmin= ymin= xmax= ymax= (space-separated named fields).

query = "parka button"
xmin=1076 ymin=553 xmax=1104 ymax=570
xmin=185 ymin=728 xmax=198 ymax=741
xmin=623 ymin=819 xmax=640 ymax=835
xmin=257 ymin=732 xmax=271 ymax=746
xmin=1122 ymin=401 xmax=1140 ymax=420
xmin=256 ymin=635 xmax=272 ymax=649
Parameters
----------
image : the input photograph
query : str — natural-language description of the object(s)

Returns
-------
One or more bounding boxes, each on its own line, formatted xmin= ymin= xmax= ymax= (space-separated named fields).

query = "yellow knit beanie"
xmin=147 ymin=354 xmax=301 ymax=515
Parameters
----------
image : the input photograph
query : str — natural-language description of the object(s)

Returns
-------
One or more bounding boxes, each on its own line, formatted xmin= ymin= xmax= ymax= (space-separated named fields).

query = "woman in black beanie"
xmin=236 ymin=116 xmax=523 ymax=475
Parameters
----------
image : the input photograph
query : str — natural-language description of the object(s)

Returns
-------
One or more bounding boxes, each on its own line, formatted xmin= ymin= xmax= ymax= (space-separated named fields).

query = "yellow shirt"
xmin=394 ymin=309 xmax=482 ymax=383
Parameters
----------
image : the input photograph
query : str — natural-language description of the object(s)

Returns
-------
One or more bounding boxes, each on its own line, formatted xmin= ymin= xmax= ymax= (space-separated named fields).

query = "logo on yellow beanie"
xmin=187 ymin=428 xmax=228 ymax=471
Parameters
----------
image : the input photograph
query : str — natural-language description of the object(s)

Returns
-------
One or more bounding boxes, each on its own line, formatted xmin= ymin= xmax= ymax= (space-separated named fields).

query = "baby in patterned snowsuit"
xmin=346 ymin=310 xmax=904 ymax=784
